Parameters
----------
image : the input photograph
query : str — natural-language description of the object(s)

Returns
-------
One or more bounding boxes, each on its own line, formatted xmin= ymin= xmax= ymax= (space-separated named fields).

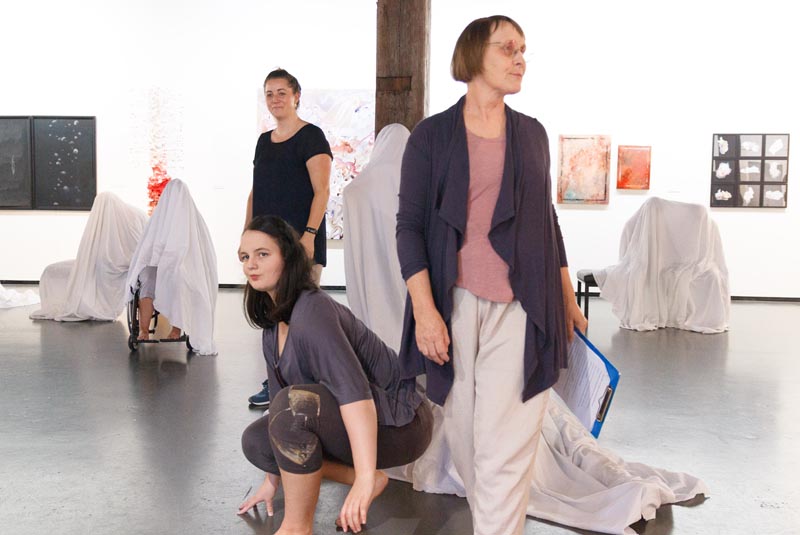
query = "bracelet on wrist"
xmin=304 ymin=226 xmax=318 ymax=235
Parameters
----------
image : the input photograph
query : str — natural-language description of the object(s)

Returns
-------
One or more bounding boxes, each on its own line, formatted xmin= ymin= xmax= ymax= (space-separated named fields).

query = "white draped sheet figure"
xmin=30 ymin=192 xmax=147 ymax=321
xmin=593 ymin=197 xmax=730 ymax=334
xmin=342 ymin=127 xmax=708 ymax=535
xmin=1 ymin=282 xmax=40 ymax=309
xmin=342 ymin=123 xmax=410 ymax=351
xmin=124 ymin=179 xmax=219 ymax=355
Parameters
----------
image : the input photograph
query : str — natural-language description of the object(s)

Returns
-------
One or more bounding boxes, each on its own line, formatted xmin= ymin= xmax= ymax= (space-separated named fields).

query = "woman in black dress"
xmin=245 ymin=68 xmax=332 ymax=406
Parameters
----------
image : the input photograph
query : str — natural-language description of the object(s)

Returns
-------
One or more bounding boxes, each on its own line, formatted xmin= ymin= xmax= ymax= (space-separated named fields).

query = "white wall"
xmin=429 ymin=0 xmax=800 ymax=298
xmin=2 ymin=1 xmax=798 ymax=297
xmin=0 ymin=0 xmax=373 ymax=288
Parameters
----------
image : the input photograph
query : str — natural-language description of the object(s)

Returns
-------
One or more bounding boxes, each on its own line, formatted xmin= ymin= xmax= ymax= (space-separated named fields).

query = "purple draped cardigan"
xmin=396 ymin=96 xmax=569 ymax=405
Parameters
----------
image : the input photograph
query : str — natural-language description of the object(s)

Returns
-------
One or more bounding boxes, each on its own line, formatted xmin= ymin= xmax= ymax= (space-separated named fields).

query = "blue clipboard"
xmin=553 ymin=328 xmax=620 ymax=438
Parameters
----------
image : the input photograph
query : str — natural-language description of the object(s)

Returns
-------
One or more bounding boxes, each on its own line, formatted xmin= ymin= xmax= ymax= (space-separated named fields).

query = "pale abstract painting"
xmin=558 ymin=135 xmax=611 ymax=204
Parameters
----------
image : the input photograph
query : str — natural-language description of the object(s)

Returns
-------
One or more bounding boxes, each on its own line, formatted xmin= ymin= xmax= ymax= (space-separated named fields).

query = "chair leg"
xmin=583 ymin=286 xmax=590 ymax=319
xmin=577 ymin=281 xmax=582 ymax=307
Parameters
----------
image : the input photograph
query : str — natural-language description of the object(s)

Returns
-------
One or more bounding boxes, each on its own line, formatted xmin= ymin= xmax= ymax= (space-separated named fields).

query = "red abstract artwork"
xmin=616 ymin=146 xmax=651 ymax=190
xmin=147 ymin=159 xmax=171 ymax=214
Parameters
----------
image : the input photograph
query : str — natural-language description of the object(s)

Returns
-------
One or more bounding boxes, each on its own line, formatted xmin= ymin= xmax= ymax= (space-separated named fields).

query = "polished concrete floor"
xmin=1 ymin=285 xmax=798 ymax=535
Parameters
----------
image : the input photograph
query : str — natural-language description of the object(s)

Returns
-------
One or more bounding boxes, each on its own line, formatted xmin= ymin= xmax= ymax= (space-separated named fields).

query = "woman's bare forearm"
xmin=339 ymin=399 xmax=378 ymax=481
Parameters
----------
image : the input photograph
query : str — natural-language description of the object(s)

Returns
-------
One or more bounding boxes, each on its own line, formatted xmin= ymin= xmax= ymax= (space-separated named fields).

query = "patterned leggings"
xmin=241 ymin=384 xmax=432 ymax=475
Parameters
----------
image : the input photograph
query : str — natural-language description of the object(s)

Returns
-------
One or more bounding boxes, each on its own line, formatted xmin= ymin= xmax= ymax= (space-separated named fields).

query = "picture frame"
xmin=0 ymin=116 xmax=33 ymax=209
xmin=33 ymin=116 xmax=97 ymax=210
xmin=557 ymin=135 xmax=611 ymax=204
xmin=616 ymin=145 xmax=651 ymax=190
xmin=710 ymin=133 xmax=789 ymax=208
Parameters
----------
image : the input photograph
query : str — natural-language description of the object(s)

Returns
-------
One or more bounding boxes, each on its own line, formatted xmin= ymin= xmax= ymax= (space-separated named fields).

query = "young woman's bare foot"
xmin=373 ymin=470 xmax=389 ymax=499
xmin=138 ymin=330 xmax=150 ymax=341
xmin=275 ymin=526 xmax=312 ymax=535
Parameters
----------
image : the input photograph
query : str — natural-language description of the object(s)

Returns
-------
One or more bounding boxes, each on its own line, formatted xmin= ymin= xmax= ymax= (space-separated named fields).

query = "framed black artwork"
xmin=0 ymin=117 xmax=33 ymax=209
xmin=710 ymin=133 xmax=789 ymax=208
xmin=33 ymin=117 xmax=97 ymax=210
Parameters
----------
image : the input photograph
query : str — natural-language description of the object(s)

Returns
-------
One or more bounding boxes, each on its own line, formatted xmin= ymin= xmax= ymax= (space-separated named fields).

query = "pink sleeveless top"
xmin=455 ymin=129 xmax=514 ymax=303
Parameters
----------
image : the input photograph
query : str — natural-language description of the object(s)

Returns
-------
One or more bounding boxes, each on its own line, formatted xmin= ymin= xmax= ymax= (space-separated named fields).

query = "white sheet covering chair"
xmin=343 ymin=128 xmax=707 ymax=534
xmin=124 ymin=179 xmax=218 ymax=355
xmin=593 ymin=197 xmax=730 ymax=333
xmin=30 ymin=192 xmax=147 ymax=321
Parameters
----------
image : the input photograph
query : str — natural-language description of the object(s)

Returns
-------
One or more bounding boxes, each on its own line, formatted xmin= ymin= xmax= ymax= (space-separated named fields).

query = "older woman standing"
xmin=244 ymin=68 xmax=332 ymax=407
xmin=396 ymin=15 xmax=587 ymax=535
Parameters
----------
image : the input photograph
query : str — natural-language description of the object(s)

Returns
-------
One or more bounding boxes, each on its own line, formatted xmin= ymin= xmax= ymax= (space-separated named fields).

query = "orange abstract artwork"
xmin=616 ymin=145 xmax=651 ymax=190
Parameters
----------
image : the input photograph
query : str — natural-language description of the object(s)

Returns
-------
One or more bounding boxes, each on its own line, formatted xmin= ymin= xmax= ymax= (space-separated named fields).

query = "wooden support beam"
xmin=375 ymin=0 xmax=430 ymax=134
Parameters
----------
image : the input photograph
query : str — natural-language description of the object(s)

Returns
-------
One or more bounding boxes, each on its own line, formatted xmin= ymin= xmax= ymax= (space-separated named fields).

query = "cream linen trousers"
xmin=444 ymin=287 xmax=550 ymax=535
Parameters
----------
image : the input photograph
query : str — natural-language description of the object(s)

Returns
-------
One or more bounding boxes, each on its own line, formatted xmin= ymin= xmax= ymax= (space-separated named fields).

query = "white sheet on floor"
xmin=125 ymin=179 xmax=218 ymax=355
xmin=344 ymin=144 xmax=708 ymax=534
xmin=386 ymin=392 xmax=708 ymax=535
xmin=342 ymin=123 xmax=410 ymax=351
xmin=0 ymin=283 xmax=40 ymax=308
xmin=593 ymin=197 xmax=730 ymax=333
xmin=29 ymin=192 xmax=147 ymax=321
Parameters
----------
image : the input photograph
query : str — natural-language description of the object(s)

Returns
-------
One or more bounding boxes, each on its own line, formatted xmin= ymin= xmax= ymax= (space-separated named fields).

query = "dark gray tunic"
xmin=262 ymin=290 xmax=423 ymax=427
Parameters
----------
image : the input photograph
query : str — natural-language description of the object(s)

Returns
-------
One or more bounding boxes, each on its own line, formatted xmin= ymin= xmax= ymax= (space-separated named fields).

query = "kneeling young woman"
xmin=237 ymin=215 xmax=432 ymax=534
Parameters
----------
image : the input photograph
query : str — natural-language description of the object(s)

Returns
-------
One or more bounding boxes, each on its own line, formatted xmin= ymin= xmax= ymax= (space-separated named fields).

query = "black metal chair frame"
xmin=127 ymin=281 xmax=192 ymax=352
xmin=576 ymin=270 xmax=598 ymax=320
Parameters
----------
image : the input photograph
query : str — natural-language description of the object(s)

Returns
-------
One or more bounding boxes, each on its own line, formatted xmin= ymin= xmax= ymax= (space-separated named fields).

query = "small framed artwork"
xmin=616 ymin=145 xmax=651 ymax=190
xmin=763 ymin=185 xmax=787 ymax=207
xmin=710 ymin=133 xmax=789 ymax=208
xmin=711 ymin=184 xmax=737 ymax=207
xmin=33 ymin=117 xmax=97 ymax=210
xmin=739 ymin=134 xmax=762 ymax=157
xmin=738 ymin=184 xmax=760 ymax=207
xmin=738 ymin=160 xmax=762 ymax=181
xmin=557 ymin=135 xmax=611 ymax=204
xmin=765 ymin=134 xmax=789 ymax=157
xmin=0 ymin=117 xmax=33 ymax=209
xmin=713 ymin=134 xmax=739 ymax=158
xmin=712 ymin=159 xmax=736 ymax=181
xmin=764 ymin=160 xmax=788 ymax=182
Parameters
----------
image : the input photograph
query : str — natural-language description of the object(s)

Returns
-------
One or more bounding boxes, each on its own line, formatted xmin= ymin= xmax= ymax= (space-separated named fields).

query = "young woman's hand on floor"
xmin=237 ymin=473 xmax=280 ymax=516
xmin=338 ymin=473 xmax=375 ymax=533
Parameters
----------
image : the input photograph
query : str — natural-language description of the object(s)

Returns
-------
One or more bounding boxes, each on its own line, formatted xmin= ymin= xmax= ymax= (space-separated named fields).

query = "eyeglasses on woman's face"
xmin=487 ymin=39 xmax=528 ymax=62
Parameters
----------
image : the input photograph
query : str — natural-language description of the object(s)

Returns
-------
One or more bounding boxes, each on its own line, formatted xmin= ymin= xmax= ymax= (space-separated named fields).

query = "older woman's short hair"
xmin=451 ymin=15 xmax=525 ymax=83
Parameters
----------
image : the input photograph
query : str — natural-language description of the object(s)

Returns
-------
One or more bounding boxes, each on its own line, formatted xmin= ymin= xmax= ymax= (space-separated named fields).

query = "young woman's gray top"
xmin=262 ymin=290 xmax=423 ymax=427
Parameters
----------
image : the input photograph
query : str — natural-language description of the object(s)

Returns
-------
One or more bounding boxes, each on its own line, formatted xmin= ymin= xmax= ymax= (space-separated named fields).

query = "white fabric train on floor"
xmin=30 ymin=192 xmax=147 ymax=321
xmin=342 ymin=125 xmax=707 ymax=535
xmin=125 ymin=179 xmax=218 ymax=355
xmin=593 ymin=197 xmax=730 ymax=333
xmin=0 ymin=283 xmax=40 ymax=309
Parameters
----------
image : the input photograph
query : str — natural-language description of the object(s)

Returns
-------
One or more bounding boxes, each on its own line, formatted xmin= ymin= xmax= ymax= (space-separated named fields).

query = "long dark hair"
xmin=242 ymin=215 xmax=316 ymax=329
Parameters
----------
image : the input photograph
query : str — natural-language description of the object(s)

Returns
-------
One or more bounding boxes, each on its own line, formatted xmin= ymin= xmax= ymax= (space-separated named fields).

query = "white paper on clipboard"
xmin=553 ymin=330 xmax=619 ymax=436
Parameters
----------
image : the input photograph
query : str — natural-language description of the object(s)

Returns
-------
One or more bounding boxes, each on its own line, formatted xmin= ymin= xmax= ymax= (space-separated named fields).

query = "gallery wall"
xmin=1 ymin=0 xmax=798 ymax=297
xmin=428 ymin=0 xmax=799 ymax=298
